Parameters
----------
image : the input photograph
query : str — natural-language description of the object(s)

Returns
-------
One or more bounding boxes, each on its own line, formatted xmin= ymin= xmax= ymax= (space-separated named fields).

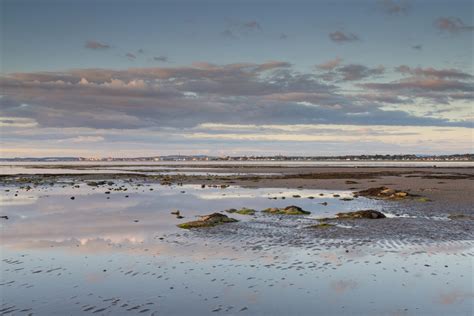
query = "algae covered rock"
xmin=177 ymin=213 xmax=238 ymax=229
xmin=262 ymin=205 xmax=310 ymax=215
xmin=356 ymin=187 xmax=411 ymax=200
xmin=225 ymin=208 xmax=256 ymax=215
xmin=335 ymin=210 xmax=386 ymax=219
xmin=447 ymin=214 xmax=474 ymax=220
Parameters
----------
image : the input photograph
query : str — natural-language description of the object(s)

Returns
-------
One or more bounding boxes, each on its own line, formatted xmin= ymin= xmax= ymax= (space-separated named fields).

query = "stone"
xmin=262 ymin=205 xmax=310 ymax=215
xmin=335 ymin=210 xmax=386 ymax=219
xmin=178 ymin=213 xmax=238 ymax=229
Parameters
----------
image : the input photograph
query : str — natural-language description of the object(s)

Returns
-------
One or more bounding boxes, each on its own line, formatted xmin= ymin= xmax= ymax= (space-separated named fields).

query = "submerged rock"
xmin=177 ymin=213 xmax=238 ymax=229
xmin=262 ymin=205 xmax=310 ymax=215
xmin=447 ymin=214 xmax=474 ymax=220
xmin=311 ymin=222 xmax=335 ymax=228
xmin=356 ymin=187 xmax=411 ymax=200
xmin=225 ymin=208 xmax=256 ymax=215
xmin=335 ymin=210 xmax=386 ymax=219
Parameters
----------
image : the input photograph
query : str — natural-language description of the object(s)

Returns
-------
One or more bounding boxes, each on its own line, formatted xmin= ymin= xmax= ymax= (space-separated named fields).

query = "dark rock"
xmin=263 ymin=205 xmax=310 ymax=215
xmin=225 ymin=208 xmax=256 ymax=215
xmin=178 ymin=213 xmax=238 ymax=229
xmin=335 ymin=210 xmax=386 ymax=219
xmin=356 ymin=187 xmax=410 ymax=200
xmin=448 ymin=214 xmax=474 ymax=220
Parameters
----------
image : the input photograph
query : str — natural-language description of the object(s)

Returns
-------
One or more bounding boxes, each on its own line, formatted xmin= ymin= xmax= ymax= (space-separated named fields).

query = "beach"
xmin=1 ymin=163 xmax=473 ymax=315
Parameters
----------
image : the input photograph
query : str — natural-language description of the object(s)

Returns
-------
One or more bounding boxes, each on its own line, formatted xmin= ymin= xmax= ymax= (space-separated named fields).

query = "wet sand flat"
xmin=0 ymin=164 xmax=473 ymax=315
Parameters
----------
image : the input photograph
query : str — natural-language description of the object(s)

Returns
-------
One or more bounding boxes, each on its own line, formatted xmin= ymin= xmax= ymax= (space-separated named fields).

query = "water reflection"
xmin=1 ymin=183 xmax=472 ymax=315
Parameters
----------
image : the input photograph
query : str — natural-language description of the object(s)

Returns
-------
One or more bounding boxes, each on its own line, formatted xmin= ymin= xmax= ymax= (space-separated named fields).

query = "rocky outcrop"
xmin=335 ymin=210 xmax=386 ymax=219
xmin=262 ymin=205 xmax=310 ymax=215
xmin=356 ymin=187 xmax=410 ymax=200
xmin=225 ymin=208 xmax=256 ymax=215
xmin=177 ymin=213 xmax=238 ymax=229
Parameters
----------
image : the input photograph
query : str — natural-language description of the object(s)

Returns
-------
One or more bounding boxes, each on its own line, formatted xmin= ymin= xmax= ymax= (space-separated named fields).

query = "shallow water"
xmin=1 ymin=182 xmax=473 ymax=315
xmin=1 ymin=160 xmax=473 ymax=175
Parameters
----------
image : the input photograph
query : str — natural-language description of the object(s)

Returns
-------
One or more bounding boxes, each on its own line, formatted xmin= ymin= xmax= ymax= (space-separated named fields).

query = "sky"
xmin=0 ymin=0 xmax=473 ymax=157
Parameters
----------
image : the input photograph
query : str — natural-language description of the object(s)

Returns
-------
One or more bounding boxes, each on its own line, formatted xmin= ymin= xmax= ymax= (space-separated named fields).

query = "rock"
xmin=320 ymin=202 xmax=328 ymax=206
xmin=171 ymin=210 xmax=180 ymax=216
xmin=262 ymin=205 xmax=310 ymax=215
xmin=335 ymin=210 xmax=386 ymax=219
xmin=176 ymin=215 xmax=184 ymax=219
xmin=178 ymin=213 xmax=238 ymax=229
xmin=226 ymin=208 xmax=256 ymax=215
xmin=70 ymin=196 xmax=75 ymax=200
xmin=356 ymin=187 xmax=411 ymax=200
xmin=292 ymin=195 xmax=301 ymax=198
xmin=345 ymin=180 xmax=359 ymax=184
xmin=447 ymin=214 xmax=474 ymax=220
xmin=0 ymin=216 xmax=8 ymax=220
xmin=201 ymin=184 xmax=206 ymax=188
xmin=340 ymin=198 xmax=353 ymax=201
xmin=311 ymin=223 xmax=335 ymax=229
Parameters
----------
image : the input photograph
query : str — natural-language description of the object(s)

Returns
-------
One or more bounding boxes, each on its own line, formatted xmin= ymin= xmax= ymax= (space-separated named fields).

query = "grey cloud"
xmin=361 ymin=79 xmax=473 ymax=92
xmin=336 ymin=64 xmax=385 ymax=81
xmin=378 ymin=0 xmax=410 ymax=15
xmin=411 ymin=44 xmax=422 ymax=50
xmin=126 ymin=53 xmax=136 ymax=60
xmin=243 ymin=20 xmax=261 ymax=30
xmin=221 ymin=20 xmax=262 ymax=39
xmin=395 ymin=65 xmax=472 ymax=80
xmin=317 ymin=62 xmax=385 ymax=81
xmin=84 ymin=40 xmax=110 ymax=50
xmin=329 ymin=31 xmax=359 ymax=43
xmin=1 ymin=62 xmax=471 ymax=132
xmin=434 ymin=17 xmax=474 ymax=34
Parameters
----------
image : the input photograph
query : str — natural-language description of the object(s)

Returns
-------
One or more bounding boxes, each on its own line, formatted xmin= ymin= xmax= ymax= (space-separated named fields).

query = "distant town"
xmin=1 ymin=154 xmax=472 ymax=162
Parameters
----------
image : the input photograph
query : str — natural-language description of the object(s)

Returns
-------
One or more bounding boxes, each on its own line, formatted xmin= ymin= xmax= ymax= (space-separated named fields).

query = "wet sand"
xmin=0 ymin=165 xmax=473 ymax=315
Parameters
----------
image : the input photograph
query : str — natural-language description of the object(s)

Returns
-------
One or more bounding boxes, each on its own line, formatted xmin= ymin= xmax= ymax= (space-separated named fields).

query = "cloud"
xmin=1 ymin=61 xmax=471 ymax=137
xmin=395 ymin=65 xmax=472 ymax=80
xmin=279 ymin=33 xmax=288 ymax=40
xmin=411 ymin=44 xmax=422 ymax=50
xmin=336 ymin=64 xmax=385 ymax=81
xmin=153 ymin=56 xmax=168 ymax=62
xmin=434 ymin=17 xmax=474 ymax=34
xmin=84 ymin=40 xmax=110 ymax=50
xmin=361 ymin=65 xmax=474 ymax=104
xmin=361 ymin=78 xmax=473 ymax=92
xmin=316 ymin=61 xmax=385 ymax=81
xmin=317 ymin=57 xmax=343 ymax=71
xmin=125 ymin=53 xmax=136 ymax=60
xmin=243 ymin=20 xmax=261 ymax=30
xmin=378 ymin=0 xmax=411 ymax=15
xmin=221 ymin=20 xmax=262 ymax=39
xmin=70 ymin=136 xmax=105 ymax=143
xmin=329 ymin=31 xmax=359 ymax=43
